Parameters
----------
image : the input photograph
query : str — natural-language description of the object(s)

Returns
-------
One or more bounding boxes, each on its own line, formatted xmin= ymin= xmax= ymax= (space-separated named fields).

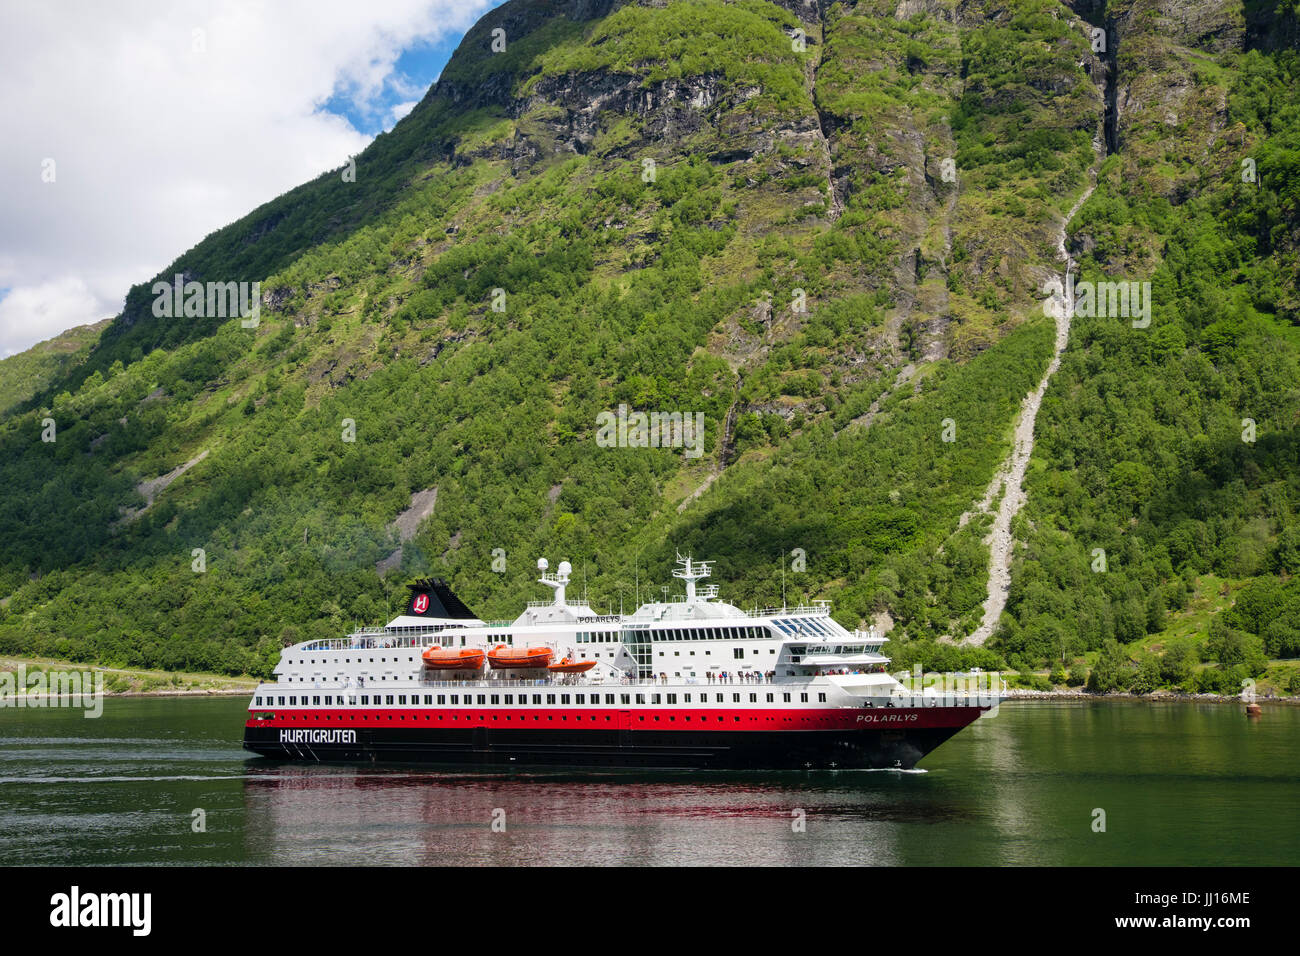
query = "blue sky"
xmin=323 ymin=27 xmax=477 ymax=135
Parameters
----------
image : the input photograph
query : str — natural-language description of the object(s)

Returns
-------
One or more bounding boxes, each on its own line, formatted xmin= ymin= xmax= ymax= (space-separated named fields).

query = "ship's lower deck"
xmin=243 ymin=705 xmax=986 ymax=770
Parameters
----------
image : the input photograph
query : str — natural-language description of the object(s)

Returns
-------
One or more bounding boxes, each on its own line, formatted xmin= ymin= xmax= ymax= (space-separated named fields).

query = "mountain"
xmin=0 ymin=0 xmax=1297 ymax=692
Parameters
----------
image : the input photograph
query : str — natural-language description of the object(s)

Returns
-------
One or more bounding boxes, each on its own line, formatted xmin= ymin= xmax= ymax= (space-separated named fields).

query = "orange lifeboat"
xmin=422 ymin=647 xmax=485 ymax=671
xmin=548 ymin=657 xmax=597 ymax=674
xmin=487 ymin=645 xmax=553 ymax=669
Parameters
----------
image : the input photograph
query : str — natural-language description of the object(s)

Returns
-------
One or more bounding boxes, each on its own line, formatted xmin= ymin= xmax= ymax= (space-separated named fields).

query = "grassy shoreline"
xmin=1 ymin=655 xmax=257 ymax=697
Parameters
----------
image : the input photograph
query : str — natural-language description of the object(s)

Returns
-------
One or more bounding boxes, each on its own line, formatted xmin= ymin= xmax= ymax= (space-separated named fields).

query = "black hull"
xmin=243 ymin=724 xmax=967 ymax=770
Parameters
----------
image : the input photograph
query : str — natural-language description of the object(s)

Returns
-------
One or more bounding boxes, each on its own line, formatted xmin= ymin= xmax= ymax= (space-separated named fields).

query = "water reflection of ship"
xmin=239 ymin=768 xmax=924 ymax=865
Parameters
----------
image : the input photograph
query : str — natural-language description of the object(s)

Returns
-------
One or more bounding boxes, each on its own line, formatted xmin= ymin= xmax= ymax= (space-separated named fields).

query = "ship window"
xmin=505 ymin=695 xmax=513 ymax=705
xmin=278 ymin=697 xmax=285 ymax=705
xmin=733 ymin=648 xmax=744 ymax=659
xmin=716 ymin=694 xmax=723 ymax=702
xmin=733 ymin=694 xmax=740 ymax=703
xmin=290 ymin=697 xmax=297 ymax=705
xmin=783 ymin=694 xmax=791 ymax=703
xmin=546 ymin=695 xmax=556 ymax=705
xmin=398 ymin=695 xmax=406 ymax=705
xmin=477 ymin=695 xmax=486 ymax=705
xmin=451 ymin=695 xmax=459 ymax=704
xmin=575 ymin=695 xmax=585 ymax=704
xmin=667 ymin=694 xmax=677 ymax=704
xmin=533 ymin=695 xmax=542 ymax=704
xmin=749 ymin=694 xmax=757 ymax=703
xmin=819 ymin=693 xmax=827 ymax=702
xmin=438 ymin=695 xmax=446 ymax=705
xmin=561 ymin=695 xmax=570 ymax=704
xmin=491 ymin=695 xmax=499 ymax=705
xmin=606 ymin=695 xmax=615 ymax=705
xmin=651 ymin=694 xmax=661 ymax=704
xmin=386 ymin=695 xmax=394 ymax=705
xmin=636 ymin=695 xmax=646 ymax=705
xmin=621 ymin=695 xmax=630 ymax=705
xmin=766 ymin=694 xmax=774 ymax=702
xmin=800 ymin=694 xmax=808 ymax=703
xmin=424 ymin=695 xmax=432 ymax=705
xmin=313 ymin=696 xmax=321 ymax=705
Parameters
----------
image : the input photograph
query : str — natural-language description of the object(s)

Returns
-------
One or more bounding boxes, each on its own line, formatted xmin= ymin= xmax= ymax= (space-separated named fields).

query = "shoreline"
xmin=1001 ymin=687 xmax=1298 ymax=705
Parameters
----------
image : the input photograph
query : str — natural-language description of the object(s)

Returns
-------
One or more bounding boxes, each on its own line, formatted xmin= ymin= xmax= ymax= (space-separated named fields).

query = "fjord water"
xmin=1 ymin=697 xmax=1294 ymax=866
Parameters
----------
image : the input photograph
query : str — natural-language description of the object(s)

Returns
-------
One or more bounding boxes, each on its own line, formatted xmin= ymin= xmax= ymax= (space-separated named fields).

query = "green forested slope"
xmin=0 ymin=0 xmax=1296 ymax=692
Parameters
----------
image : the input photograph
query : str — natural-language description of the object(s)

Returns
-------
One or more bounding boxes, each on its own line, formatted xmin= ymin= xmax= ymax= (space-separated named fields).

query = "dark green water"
xmin=0 ymin=696 xmax=1295 ymax=865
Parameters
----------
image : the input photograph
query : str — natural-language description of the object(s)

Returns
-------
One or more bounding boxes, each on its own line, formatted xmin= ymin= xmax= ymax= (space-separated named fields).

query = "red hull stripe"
xmin=245 ymin=706 xmax=983 ymax=732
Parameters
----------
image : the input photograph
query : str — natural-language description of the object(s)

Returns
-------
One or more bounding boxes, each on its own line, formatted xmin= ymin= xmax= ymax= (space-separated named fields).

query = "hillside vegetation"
xmin=0 ymin=0 xmax=1296 ymax=695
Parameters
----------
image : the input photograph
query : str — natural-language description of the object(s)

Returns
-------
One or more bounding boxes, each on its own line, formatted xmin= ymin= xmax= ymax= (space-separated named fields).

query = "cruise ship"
xmin=243 ymin=556 xmax=1000 ymax=769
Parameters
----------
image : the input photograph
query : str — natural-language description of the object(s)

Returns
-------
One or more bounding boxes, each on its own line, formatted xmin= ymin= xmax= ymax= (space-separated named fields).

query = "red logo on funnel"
xmin=412 ymin=594 xmax=430 ymax=614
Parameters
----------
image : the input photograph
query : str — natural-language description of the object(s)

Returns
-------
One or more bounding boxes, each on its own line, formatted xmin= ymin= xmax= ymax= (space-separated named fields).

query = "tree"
xmin=1087 ymin=640 xmax=1126 ymax=693
xmin=1160 ymin=643 xmax=1194 ymax=687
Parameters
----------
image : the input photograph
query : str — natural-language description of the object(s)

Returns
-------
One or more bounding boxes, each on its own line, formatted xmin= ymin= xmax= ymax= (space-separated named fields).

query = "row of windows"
xmin=643 ymin=626 xmax=770 ymax=642
xmin=574 ymin=631 xmax=619 ymax=644
xmin=294 ymin=656 xmax=415 ymax=666
xmin=254 ymin=691 xmax=829 ymax=707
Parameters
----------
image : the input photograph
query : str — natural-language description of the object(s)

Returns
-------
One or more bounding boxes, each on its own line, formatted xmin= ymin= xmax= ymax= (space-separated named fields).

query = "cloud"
xmin=0 ymin=0 xmax=494 ymax=359
xmin=0 ymin=277 xmax=102 ymax=358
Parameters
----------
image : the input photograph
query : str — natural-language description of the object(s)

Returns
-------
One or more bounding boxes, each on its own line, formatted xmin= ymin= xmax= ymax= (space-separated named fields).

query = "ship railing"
xmin=754 ymin=602 xmax=833 ymax=617
xmin=301 ymin=632 xmax=452 ymax=652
